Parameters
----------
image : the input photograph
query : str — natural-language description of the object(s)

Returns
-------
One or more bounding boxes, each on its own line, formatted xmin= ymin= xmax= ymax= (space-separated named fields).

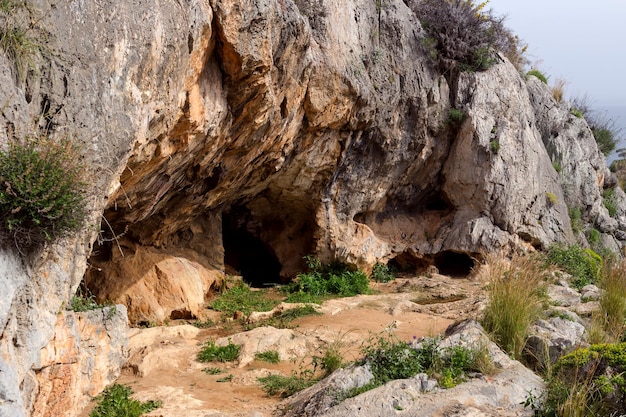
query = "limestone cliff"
xmin=0 ymin=0 xmax=624 ymax=416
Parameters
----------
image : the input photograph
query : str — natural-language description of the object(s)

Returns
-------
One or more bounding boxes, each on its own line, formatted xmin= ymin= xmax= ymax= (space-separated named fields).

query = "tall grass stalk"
xmin=481 ymin=254 xmax=547 ymax=358
xmin=591 ymin=259 xmax=626 ymax=343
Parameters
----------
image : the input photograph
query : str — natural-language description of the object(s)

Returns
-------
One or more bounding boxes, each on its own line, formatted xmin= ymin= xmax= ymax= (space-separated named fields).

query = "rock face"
xmin=0 ymin=0 xmax=622 ymax=415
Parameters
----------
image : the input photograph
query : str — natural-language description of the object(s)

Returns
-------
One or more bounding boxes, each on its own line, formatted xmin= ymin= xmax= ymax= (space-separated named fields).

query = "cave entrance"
xmin=433 ymin=251 xmax=475 ymax=277
xmin=388 ymin=252 xmax=430 ymax=277
xmin=222 ymin=213 xmax=282 ymax=287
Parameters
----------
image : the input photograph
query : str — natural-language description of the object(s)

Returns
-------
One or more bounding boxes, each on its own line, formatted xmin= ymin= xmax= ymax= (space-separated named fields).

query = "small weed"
xmin=371 ymin=262 xmax=396 ymax=283
xmin=257 ymin=374 xmax=316 ymax=398
xmin=192 ymin=317 xmax=216 ymax=328
xmin=527 ymin=69 xmax=548 ymax=84
xmin=70 ymin=289 xmax=112 ymax=313
xmin=202 ymin=367 xmax=223 ymax=375
xmin=216 ymin=374 xmax=233 ymax=383
xmin=552 ymin=160 xmax=562 ymax=173
xmin=587 ymin=228 xmax=601 ymax=247
xmin=571 ymin=107 xmax=584 ymax=118
xmin=490 ymin=140 xmax=500 ymax=153
xmin=197 ymin=339 xmax=241 ymax=363
xmin=546 ymin=191 xmax=558 ymax=206
xmin=90 ymin=384 xmax=161 ymax=417
xmin=602 ymin=188 xmax=618 ymax=217
xmin=255 ymin=350 xmax=280 ymax=364
xmin=446 ymin=108 xmax=464 ymax=125
xmin=569 ymin=206 xmax=583 ymax=235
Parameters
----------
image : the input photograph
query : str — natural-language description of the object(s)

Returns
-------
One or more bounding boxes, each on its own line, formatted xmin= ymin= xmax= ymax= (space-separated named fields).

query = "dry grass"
xmin=589 ymin=259 xmax=626 ymax=343
xmin=480 ymin=253 xmax=548 ymax=359
xmin=552 ymin=77 xmax=567 ymax=103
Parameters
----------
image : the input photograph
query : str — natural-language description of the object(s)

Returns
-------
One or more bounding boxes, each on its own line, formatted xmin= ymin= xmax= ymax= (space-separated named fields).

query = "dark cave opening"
xmin=222 ymin=213 xmax=282 ymax=287
xmin=433 ymin=251 xmax=475 ymax=277
xmin=388 ymin=252 xmax=430 ymax=276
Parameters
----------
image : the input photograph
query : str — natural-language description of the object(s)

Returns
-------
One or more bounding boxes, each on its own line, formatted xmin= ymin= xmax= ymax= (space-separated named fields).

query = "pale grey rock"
xmin=526 ymin=317 xmax=586 ymax=366
xmin=285 ymin=320 xmax=543 ymax=417
xmin=547 ymin=283 xmax=581 ymax=307
xmin=580 ymin=284 xmax=601 ymax=301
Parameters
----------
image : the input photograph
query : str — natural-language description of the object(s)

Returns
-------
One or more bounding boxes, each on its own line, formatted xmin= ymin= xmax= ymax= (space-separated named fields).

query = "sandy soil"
xmin=79 ymin=273 xmax=486 ymax=417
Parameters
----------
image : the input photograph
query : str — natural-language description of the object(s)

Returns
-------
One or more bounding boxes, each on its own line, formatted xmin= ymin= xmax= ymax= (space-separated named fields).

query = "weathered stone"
xmin=547 ymin=283 xmax=581 ymax=307
xmin=526 ymin=317 xmax=587 ymax=366
xmin=30 ymin=306 xmax=128 ymax=417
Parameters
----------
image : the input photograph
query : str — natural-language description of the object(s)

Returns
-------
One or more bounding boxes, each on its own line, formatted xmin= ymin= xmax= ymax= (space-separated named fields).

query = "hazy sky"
xmin=488 ymin=1 xmax=626 ymax=111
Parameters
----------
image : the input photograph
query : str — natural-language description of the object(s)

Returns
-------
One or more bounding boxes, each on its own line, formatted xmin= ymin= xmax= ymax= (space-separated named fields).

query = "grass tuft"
xmin=255 ymin=350 xmax=280 ymax=364
xmin=481 ymin=254 xmax=547 ymax=358
xmin=197 ymin=339 xmax=241 ymax=363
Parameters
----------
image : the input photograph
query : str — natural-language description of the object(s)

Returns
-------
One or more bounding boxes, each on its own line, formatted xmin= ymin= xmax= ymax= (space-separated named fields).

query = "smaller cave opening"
xmin=388 ymin=252 xmax=430 ymax=277
xmin=424 ymin=191 xmax=453 ymax=212
xmin=433 ymin=251 xmax=475 ymax=277
xmin=222 ymin=214 xmax=282 ymax=288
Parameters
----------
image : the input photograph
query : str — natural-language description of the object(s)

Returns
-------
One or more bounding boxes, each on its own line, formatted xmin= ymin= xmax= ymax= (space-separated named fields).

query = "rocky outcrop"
xmin=30 ymin=306 xmax=128 ymax=417
xmin=284 ymin=320 xmax=544 ymax=417
xmin=0 ymin=0 xmax=622 ymax=415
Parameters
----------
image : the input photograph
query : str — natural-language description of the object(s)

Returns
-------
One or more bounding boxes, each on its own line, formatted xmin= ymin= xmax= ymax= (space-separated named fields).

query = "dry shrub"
xmin=480 ymin=253 xmax=548 ymax=358
xmin=552 ymin=78 xmax=567 ymax=103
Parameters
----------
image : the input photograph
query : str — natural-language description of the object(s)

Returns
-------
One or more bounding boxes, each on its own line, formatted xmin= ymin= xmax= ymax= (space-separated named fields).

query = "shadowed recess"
xmin=222 ymin=212 xmax=282 ymax=287
xmin=433 ymin=251 xmax=475 ymax=277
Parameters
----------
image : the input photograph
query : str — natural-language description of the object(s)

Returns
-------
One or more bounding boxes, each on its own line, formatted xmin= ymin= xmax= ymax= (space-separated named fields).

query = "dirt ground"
xmin=79 ymin=273 xmax=487 ymax=417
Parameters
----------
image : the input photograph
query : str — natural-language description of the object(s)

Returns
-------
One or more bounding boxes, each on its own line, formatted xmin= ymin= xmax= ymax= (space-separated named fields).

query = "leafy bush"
xmin=594 ymin=127 xmax=618 ymax=157
xmin=371 ymin=262 xmax=395 ymax=283
xmin=284 ymin=256 xmax=370 ymax=301
xmin=414 ymin=0 xmax=524 ymax=72
xmin=546 ymin=244 xmax=602 ymax=289
xmin=539 ymin=343 xmax=626 ymax=416
xmin=490 ymin=140 xmax=500 ymax=153
xmin=90 ymin=384 xmax=161 ymax=417
xmin=546 ymin=191 xmax=558 ymax=206
xmin=481 ymin=254 xmax=547 ymax=358
xmin=527 ymin=69 xmax=548 ymax=84
xmin=197 ymin=339 xmax=241 ymax=362
xmin=571 ymin=107 xmax=584 ymax=118
xmin=569 ymin=207 xmax=583 ymax=235
xmin=446 ymin=108 xmax=465 ymax=126
xmin=0 ymin=136 xmax=87 ymax=251
xmin=209 ymin=282 xmax=279 ymax=317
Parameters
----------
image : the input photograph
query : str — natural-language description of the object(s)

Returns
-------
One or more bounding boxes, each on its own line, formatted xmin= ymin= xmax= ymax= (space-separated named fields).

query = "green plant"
xmin=192 ymin=317 xmax=216 ymax=328
xmin=202 ymin=367 xmax=223 ymax=375
xmin=283 ymin=256 xmax=370 ymax=301
xmin=571 ymin=95 xmax=621 ymax=157
xmin=546 ymin=244 xmax=602 ymax=289
xmin=552 ymin=160 xmax=562 ymax=173
xmin=0 ymin=136 xmax=88 ymax=251
xmin=257 ymin=373 xmax=317 ymax=398
xmin=602 ymin=188 xmax=618 ymax=217
xmin=0 ymin=0 xmax=44 ymax=81
xmin=594 ymin=260 xmax=626 ymax=342
xmin=481 ymin=254 xmax=547 ymax=358
xmin=255 ymin=350 xmax=280 ymax=364
xmin=527 ymin=69 xmax=548 ymax=84
xmin=569 ymin=206 xmax=583 ymax=235
xmin=197 ymin=339 xmax=241 ymax=363
xmin=571 ymin=107 xmax=584 ymax=118
xmin=546 ymin=191 xmax=558 ymax=206
xmin=90 ymin=384 xmax=161 ymax=417
xmin=490 ymin=140 xmax=500 ymax=153
xmin=216 ymin=374 xmax=233 ymax=383
xmin=414 ymin=0 xmax=523 ymax=72
xmin=587 ymin=228 xmax=601 ymax=247
xmin=446 ymin=108 xmax=464 ymax=126
xmin=209 ymin=282 xmax=278 ymax=318
xmin=594 ymin=127 xmax=618 ymax=157
xmin=539 ymin=343 xmax=626 ymax=416
xmin=70 ymin=289 xmax=112 ymax=313
xmin=371 ymin=262 xmax=395 ymax=283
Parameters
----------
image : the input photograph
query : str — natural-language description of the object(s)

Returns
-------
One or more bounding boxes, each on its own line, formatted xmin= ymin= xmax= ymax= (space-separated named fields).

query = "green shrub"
xmin=588 ymin=228 xmax=601 ymax=247
xmin=546 ymin=191 xmax=558 ymax=206
xmin=603 ymin=188 xmax=618 ymax=217
xmin=90 ymin=384 xmax=161 ymax=417
xmin=481 ymin=254 xmax=547 ymax=358
xmin=594 ymin=127 xmax=617 ymax=157
xmin=490 ymin=140 xmax=500 ymax=153
xmin=569 ymin=206 xmax=583 ymax=235
xmin=209 ymin=282 xmax=279 ymax=317
xmin=70 ymin=291 xmax=113 ymax=313
xmin=539 ymin=343 xmax=626 ymax=416
xmin=255 ymin=350 xmax=280 ymax=364
xmin=197 ymin=339 xmax=241 ymax=363
xmin=414 ymin=0 xmax=523 ymax=72
xmin=552 ymin=160 xmax=562 ymax=173
xmin=0 ymin=136 xmax=88 ymax=251
xmin=284 ymin=256 xmax=370 ymax=300
xmin=526 ymin=69 xmax=548 ymax=84
xmin=571 ymin=107 xmax=584 ymax=118
xmin=546 ymin=244 xmax=602 ymax=289
xmin=371 ymin=262 xmax=395 ymax=283
xmin=446 ymin=108 xmax=464 ymax=126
